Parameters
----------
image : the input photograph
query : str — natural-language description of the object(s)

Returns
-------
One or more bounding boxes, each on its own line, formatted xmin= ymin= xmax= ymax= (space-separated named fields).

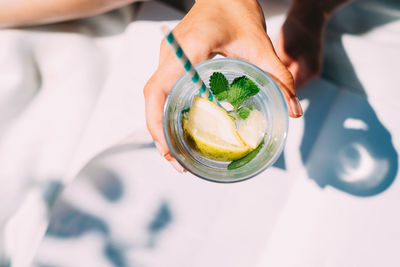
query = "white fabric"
xmin=0 ymin=1 xmax=399 ymax=266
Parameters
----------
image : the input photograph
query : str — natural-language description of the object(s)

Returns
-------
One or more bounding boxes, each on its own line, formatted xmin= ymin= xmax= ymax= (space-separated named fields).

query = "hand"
xmin=276 ymin=0 xmax=353 ymax=88
xmin=143 ymin=0 xmax=303 ymax=173
xmin=275 ymin=12 xmax=324 ymax=89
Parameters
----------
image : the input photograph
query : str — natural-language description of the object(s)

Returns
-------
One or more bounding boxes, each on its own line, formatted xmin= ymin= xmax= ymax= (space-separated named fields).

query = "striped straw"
xmin=161 ymin=26 xmax=214 ymax=102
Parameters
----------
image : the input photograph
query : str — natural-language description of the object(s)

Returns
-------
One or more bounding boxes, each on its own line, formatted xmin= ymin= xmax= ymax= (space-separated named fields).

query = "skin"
xmin=0 ymin=0 xmax=352 ymax=172
xmin=276 ymin=0 xmax=353 ymax=88
xmin=0 ymin=0 xmax=136 ymax=27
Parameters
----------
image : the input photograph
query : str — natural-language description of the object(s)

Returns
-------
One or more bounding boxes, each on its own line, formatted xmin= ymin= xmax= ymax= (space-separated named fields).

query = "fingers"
xmin=248 ymin=36 xmax=303 ymax=118
xmin=144 ymin=63 xmax=186 ymax=173
xmin=275 ymin=21 xmax=323 ymax=89
xmin=144 ymin=36 xmax=210 ymax=173
xmin=286 ymin=60 xmax=308 ymax=89
xmin=265 ymin=71 xmax=303 ymax=118
xmin=278 ymin=45 xmax=320 ymax=89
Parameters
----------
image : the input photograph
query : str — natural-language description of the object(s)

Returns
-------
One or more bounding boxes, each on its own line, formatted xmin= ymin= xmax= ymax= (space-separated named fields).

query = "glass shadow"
xmin=299 ymin=78 xmax=398 ymax=197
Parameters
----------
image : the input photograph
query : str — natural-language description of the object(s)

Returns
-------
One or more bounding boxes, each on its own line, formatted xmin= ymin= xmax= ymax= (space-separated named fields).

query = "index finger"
xmin=144 ymin=60 xmax=185 ymax=172
xmin=143 ymin=39 xmax=210 ymax=172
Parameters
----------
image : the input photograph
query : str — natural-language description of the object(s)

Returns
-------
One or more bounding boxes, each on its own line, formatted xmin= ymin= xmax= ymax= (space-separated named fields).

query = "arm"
xmin=0 ymin=0 xmax=136 ymax=27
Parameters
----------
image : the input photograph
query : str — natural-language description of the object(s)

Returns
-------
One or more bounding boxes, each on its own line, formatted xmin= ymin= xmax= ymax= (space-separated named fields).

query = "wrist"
xmin=194 ymin=0 xmax=265 ymax=28
xmin=196 ymin=0 xmax=258 ymax=3
xmin=285 ymin=3 xmax=327 ymax=39
xmin=289 ymin=0 xmax=353 ymax=21
xmin=195 ymin=0 xmax=260 ymax=10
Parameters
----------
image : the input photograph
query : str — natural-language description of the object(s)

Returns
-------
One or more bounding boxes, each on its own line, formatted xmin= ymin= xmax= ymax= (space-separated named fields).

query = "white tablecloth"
xmin=0 ymin=1 xmax=399 ymax=266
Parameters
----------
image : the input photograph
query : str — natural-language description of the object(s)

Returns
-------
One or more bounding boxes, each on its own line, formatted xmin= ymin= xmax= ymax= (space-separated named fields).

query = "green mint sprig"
xmin=227 ymin=140 xmax=265 ymax=170
xmin=209 ymin=72 xmax=229 ymax=99
xmin=181 ymin=107 xmax=190 ymax=114
xmin=237 ymin=105 xmax=254 ymax=120
xmin=209 ymin=72 xmax=260 ymax=109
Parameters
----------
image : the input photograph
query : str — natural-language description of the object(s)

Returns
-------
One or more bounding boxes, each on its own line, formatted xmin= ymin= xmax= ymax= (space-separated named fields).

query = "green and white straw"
xmin=161 ymin=26 xmax=214 ymax=102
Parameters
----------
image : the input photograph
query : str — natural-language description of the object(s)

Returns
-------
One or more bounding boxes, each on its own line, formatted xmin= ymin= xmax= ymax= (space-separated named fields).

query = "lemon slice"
xmin=237 ymin=109 xmax=267 ymax=149
xmin=183 ymin=97 xmax=251 ymax=161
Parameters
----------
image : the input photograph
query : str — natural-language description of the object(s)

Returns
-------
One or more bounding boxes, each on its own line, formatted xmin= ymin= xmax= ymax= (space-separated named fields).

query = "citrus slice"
xmin=237 ymin=109 xmax=267 ymax=149
xmin=183 ymin=97 xmax=251 ymax=161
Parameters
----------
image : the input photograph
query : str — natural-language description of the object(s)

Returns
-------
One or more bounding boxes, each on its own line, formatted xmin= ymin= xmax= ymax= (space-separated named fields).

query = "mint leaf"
xmin=231 ymin=76 xmax=244 ymax=86
xmin=209 ymin=72 xmax=229 ymax=99
xmin=216 ymin=91 xmax=228 ymax=101
xmin=208 ymin=72 xmax=260 ymax=108
xmin=226 ymin=76 xmax=259 ymax=109
xmin=227 ymin=140 xmax=265 ymax=170
xmin=237 ymin=105 xmax=254 ymax=120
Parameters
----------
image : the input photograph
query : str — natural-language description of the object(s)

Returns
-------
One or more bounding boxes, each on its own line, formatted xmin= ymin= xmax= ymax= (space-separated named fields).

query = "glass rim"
xmin=163 ymin=57 xmax=288 ymax=183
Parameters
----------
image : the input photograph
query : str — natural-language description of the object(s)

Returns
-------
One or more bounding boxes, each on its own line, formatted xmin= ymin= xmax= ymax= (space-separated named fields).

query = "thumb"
xmin=249 ymin=36 xmax=303 ymax=118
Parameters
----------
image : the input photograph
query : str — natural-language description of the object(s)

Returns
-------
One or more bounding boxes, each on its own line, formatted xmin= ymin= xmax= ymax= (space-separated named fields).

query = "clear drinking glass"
xmin=163 ymin=58 xmax=288 ymax=183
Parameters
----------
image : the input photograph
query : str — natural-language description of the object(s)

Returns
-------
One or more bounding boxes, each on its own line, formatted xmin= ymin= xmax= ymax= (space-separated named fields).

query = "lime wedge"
xmin=183 ymin=97 xmax=251 ymax=161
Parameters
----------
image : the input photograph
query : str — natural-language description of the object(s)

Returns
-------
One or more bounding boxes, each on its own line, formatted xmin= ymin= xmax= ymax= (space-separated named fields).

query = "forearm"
xmin=289 ymin=0 xmax=353 ymax=21
xmin=0 ymin=0 xmax=136 ymax=28
xmin=284 ymin=0 xmax=353 ymax=37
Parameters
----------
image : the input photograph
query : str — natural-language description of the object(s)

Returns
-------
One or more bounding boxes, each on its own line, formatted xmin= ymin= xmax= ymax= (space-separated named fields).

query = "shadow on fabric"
xmin=298 ymin=0 xmax=400 ymax=197
xmin=299 ymin=81 xmax=398 ymax=197
xmin=39 ymin=155 xmax=173 ymax=267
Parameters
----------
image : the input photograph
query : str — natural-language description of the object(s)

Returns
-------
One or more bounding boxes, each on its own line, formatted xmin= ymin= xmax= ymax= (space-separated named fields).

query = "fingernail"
xmin=170 ymin=159 xmax=186 ymax=173
xmin=155 ymin=142 xmax=165 ymax=157
xmin=289 ymin=96 xmax=303 ymax=117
